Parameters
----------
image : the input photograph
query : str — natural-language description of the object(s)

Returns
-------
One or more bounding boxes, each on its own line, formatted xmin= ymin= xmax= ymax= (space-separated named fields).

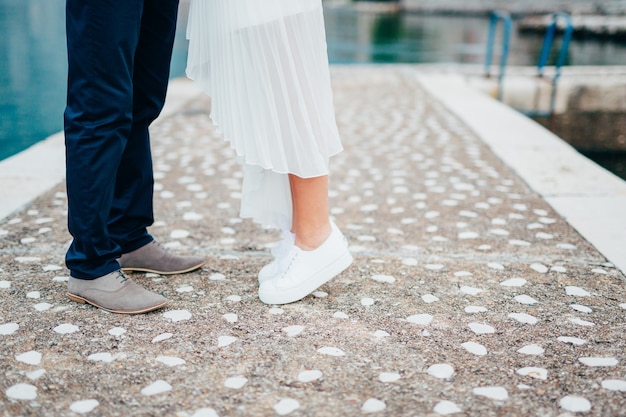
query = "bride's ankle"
xmin=294 ymin=223 xmax=332 ymax=251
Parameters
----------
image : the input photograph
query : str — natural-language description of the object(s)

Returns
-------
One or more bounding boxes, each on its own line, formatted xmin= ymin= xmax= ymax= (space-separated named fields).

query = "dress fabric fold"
xmin=186 ymin=0 xmax=343 ymax=230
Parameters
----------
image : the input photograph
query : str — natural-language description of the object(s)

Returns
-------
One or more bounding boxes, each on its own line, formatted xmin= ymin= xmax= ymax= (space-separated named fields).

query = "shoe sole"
xmin=67 ymin=292 xmax=168 ymax=315
xmin=258 ymin=250 xmax=353 ymax=305
xmin=121 ymin=260 xmax=206 ymax=276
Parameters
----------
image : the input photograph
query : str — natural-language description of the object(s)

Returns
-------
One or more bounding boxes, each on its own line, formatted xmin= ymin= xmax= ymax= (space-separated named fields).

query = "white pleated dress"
xmin=186 ymin=0 xmax=343 ymax=231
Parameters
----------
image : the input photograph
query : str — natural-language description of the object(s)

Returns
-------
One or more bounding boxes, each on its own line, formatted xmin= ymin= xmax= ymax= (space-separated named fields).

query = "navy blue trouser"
xmin=64 ymin=0 xmax=179 ymax=279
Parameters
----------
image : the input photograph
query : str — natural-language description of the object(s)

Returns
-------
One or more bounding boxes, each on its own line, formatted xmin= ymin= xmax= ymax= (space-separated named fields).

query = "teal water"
xmin=0 ymin=0 xmax=191 ymax=162
xmin=2 ymin=1 xmax=626 ymax=162
xmin=1 ymin=1 xmax=67 ymax=162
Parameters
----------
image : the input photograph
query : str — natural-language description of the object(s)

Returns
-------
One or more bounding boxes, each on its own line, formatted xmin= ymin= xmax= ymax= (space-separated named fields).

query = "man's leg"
xmin=112 ymin=0 xmax=205 ymax=274
xmin=64 ymin=0 xmax=144 ymax=279
xmin=64 ymin=0 xmax=167 ymax=313
xmin=108 ymin=0 xmax=179 ymax=252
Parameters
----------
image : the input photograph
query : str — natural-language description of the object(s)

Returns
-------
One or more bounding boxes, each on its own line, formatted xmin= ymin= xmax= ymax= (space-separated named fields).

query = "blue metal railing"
xmin=484 ymin=11 xmax=512 ymax=101
xmin=484 ymin=11 xmax=573 ymax=117
xmin=533 ymin=12 xmax=574 ymax=117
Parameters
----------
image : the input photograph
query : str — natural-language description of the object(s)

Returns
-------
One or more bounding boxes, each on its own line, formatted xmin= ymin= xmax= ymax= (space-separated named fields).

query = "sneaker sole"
xmin=121 ymin=260 xmax=206 ymax=276
xmin=67 ymin=292 xmax=168 ymax=315
xmin=258 ymin=250 xmax=353 ymax=305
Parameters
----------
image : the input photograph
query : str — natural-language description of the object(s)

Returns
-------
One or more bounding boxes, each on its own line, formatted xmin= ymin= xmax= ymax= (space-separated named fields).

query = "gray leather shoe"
xmin=118 ymin=241 xmax=205 ymax=275
xmin=67 ymin=270 xmax=168 ymax=314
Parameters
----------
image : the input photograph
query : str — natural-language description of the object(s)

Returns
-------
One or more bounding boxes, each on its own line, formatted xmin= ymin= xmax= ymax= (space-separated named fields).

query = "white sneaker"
xmin=258 ymin=230 xmax=295 ymax=284
xmin=258 ymin=222 xmax=353 ymax=305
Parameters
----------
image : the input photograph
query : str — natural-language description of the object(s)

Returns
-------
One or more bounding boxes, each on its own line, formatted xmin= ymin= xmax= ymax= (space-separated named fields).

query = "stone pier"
xmin=1 ymin=66 xmax=625 ymax=416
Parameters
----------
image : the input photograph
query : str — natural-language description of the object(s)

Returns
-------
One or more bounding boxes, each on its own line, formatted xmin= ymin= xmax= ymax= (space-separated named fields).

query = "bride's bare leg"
xmin=289 ymin=174 xmax=331 ymax=250
xmin=258 ymin=173 xmax=352 ymax=304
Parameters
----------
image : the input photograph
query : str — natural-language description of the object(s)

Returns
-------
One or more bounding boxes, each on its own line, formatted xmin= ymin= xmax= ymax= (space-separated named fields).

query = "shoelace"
xmin=115 ymin=271 xmax=129 ymax=283
xmin=276 ymin=247 xmax=299 ymax=281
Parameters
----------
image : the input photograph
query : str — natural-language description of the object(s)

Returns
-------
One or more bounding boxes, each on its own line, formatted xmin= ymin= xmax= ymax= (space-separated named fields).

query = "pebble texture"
xmin=0 ymin=67 xmax=624 ymax=416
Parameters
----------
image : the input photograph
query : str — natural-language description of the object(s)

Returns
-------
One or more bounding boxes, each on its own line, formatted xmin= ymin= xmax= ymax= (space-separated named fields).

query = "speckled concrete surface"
xmin=1 ymin=67 xmax=625 ymax=416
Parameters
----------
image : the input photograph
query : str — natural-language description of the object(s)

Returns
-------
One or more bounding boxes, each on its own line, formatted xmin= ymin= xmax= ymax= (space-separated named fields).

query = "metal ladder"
xmin=484 ymin=11 xmax=574 ymax=117
xmin=530 ymin=12 xmax=575 ymax=117
xmin=484 ymin=11 xmax=512 ymax=101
